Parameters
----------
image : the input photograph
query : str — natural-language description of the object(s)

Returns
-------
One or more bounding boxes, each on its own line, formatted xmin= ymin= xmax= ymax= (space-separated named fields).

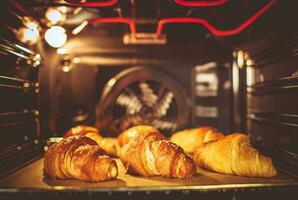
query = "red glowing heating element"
xmin=157 ymin=0 xmax=277 ymax=36
xmin=175 ymin=0 xmax=227 ymax=7
xmin=88 ymin=18 xmax=137 ymax=36
xmin=65 ymin=0 xmax=118 ymax=7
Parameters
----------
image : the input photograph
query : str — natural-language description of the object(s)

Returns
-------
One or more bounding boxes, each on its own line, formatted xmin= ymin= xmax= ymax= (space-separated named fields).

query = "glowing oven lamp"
xmin=45 ymin=7 xmax=67 ymax=25
xmin=17 ymin=27 xmax=39 ymax=45
xmin=17 ymin=19 xmax=39 ymax=45
xmin=44 ymin=26 xmax=67 ymax=48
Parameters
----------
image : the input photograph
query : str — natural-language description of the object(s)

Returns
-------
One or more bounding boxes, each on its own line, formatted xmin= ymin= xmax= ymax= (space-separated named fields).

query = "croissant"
xmin=119 ymin=125 xmax=196 ymax=178
xmin=64 ymin=125 xmax=118 ymax=157
xmin=118 ymin=125 xmax=158 ymax=147
xmin=170 ymin=126 xmax=224 ymax=154
xmin=194 ymin=133 xmax=277 ymax=178
xmin=97 ymin=137 xmax=120 ymax=157
xmin=64 ymin=125 xmax=99 ymax=136
xmin=44 ymin=135 xmax=118 ymax=182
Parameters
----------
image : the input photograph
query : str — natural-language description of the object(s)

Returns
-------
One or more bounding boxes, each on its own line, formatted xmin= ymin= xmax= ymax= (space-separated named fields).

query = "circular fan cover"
xmin=96 ymin=67 xmax=189 ymax=137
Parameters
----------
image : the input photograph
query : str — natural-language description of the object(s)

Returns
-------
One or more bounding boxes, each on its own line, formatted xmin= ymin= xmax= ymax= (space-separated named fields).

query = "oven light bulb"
xmin=17 ymin=27 xmax=39 ymax=45
xmin=45 ymin=26 xmax=67 ymax=48
xmin=45 ymin=8 xmax=66 ymax=25
xmin=24 ymin=28 xmax=37 ymax=40
xmin=26 ymin=21 xmax=38 ymax=30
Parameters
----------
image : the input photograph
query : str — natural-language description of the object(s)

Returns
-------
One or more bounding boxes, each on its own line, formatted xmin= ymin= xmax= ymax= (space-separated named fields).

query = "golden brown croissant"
xmin=194 ymin=133 xmax=278 ymax=178
xmin=64 ymin=125 xmax=99 ymax=136
xmin=119 ymin=125 xmax=196 ymax=178
xmin=170 ymin=126 xmax=224 ymax=154
xmin=97 ymin=137 xmax=120 ymax=157
xmin=64 ymin=125 xmax=118 ymax=157
xmin=44 ymin=135 xmax=118 ymax=182
xmin=118 ymin=125 xmax=158 ymax=147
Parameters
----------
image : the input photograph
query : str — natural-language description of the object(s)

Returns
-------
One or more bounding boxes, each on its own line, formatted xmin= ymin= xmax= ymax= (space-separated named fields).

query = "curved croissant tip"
xmin=109 ymin=165 xmax=118 ymax=178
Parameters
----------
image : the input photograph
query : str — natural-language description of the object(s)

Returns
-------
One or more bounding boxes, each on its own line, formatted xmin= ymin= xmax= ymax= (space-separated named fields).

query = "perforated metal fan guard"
xmin=95 ymin=67 xmax=189 ymax=137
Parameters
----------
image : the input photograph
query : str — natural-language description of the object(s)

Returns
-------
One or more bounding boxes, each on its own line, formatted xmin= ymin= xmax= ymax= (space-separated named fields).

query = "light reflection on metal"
xmin=246 ymin=59 xmax=254 ymax=67
xmin=123 ymin=33 xmax=167 ymax=45
xmin=195 ymin=62 xmax=217 ymax=72
xmin=73 ymin=113 xmax=88 ymax=122
xmin=195 ymin=106 xmax=218 ymax=118
xmin=72 ymin=57 xmax=81 ymax=64
xmin=57 ymin=48 xmax=68 ymax=54
xmin=246 ymin=66 xmax=254 ymax=87
xmin=236 ymin=50 xmax=254 ymax=69
xmin=195 ymin=73 xmax=218 ymax=97
xmin=237 ymin=50 xmax=245 ymax=69
xmin=60 ymin=56 xmax=80 ymax=73
xmin=232 ymin=53 xmax=240 ymax=93
xmin=243 ymin=51 xmax=255 ymax=87
xmin=153 ymin=91 xmax=174 ymax=118
xmin=139 ymin=82 xmax=158 ymax=107
xmin=116 ymin=93 xmax=142 ymax=115
xmin=107 ymin=78 xmax=116 ymax=87
xmin=72 ymin=21 xmax=88 ymax=35
xmin=195 ymin=62 xmax=218 ymax=97
xmin=62 ymin=65 xmax=72 ymax=72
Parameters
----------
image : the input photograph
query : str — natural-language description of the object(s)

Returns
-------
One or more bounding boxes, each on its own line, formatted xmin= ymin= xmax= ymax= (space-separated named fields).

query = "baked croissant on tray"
xmin=194 ymin=133 xmax=278 ymax=178
xmin=119 ymin=125 xmax=196 ymax=178
xmin=170 ymin=126 xmax=224 ymax=154
xmin=44 ymin=135 xmax=118 ymax=182
xmin=64 ymin=125 xmax=119 ymax=157
xmin=117 ymin=125 xmax=158 ymax=147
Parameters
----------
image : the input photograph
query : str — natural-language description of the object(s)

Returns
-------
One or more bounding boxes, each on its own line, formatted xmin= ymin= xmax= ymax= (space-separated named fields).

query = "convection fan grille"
xmin=96 ymin=67 xmax=189 ymax=137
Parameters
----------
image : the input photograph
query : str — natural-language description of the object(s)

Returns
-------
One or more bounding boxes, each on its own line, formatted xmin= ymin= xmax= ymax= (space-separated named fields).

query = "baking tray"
xmin=1 ymin=158 xmax=298 ymax=200
xmin=0 ymin=158 xmax=297 ymax=191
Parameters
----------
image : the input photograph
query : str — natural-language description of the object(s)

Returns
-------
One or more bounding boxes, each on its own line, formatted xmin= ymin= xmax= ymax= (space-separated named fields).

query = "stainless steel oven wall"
xmin=231 ymin=0 xmax=298 ymax=176
xmin=0 ymin=1 xmax=42 ymax=177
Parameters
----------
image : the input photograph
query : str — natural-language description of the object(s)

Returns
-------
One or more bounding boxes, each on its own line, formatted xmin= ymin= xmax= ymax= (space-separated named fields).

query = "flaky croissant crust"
xmin=118 ymin=125 xmax=159 ymax=147
xmin=194 ymin=133 xmax=278 ymax=178
xmin=119 ymin=126 xmax=196 ymax=178
xmin=170 ymin=126 xmax=224 ymax=153
xmin=64 ymin=125 xmax=119 ymax=157
xmin=44 ymin=136 xmax=118 ymax=182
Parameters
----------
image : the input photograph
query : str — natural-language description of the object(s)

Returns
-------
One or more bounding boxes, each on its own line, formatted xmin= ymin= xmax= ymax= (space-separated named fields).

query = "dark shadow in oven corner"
xmin=43 ymin=173 xmax=127 ymax=188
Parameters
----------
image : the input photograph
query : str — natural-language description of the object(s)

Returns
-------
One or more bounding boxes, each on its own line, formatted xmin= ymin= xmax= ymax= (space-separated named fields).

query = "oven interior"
xmin=0 ymin=0 xmax=298 ymax=199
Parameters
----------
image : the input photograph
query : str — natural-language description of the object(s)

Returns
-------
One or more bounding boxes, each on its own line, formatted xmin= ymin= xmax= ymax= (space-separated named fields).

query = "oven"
xmin=0 ymin=0 xmax=298 ymax=199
